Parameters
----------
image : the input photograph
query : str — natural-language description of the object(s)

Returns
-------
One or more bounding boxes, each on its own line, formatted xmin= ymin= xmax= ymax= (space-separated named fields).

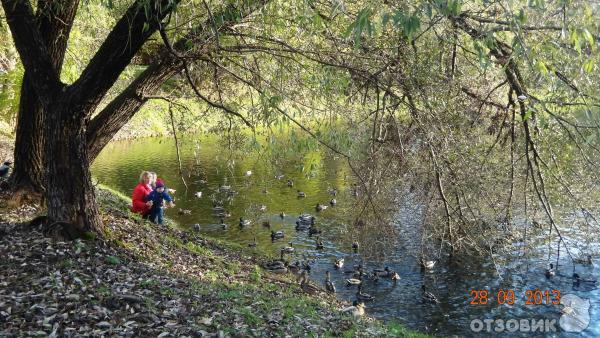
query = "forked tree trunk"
xmin=45 ymin=103 xmax=102 ymax=232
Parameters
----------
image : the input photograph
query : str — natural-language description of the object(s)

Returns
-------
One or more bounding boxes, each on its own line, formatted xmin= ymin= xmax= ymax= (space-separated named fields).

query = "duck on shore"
xmin=239 ymin=218 xmax=251 ymax=227
xmin=271 ymin=230 xmax=285 ymax=241
xmin=341 ymin=301 xmax=365 ymax=318
xmin=325 ymin=271 xmax=336 ymax=293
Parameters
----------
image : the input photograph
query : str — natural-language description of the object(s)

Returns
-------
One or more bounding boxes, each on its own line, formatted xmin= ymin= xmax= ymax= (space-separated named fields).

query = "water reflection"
xmin=92 ymin=134 xmax=599 ymax=336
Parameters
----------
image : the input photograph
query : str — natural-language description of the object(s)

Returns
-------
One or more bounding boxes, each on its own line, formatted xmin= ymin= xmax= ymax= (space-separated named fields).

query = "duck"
xmin=287 ymin=179 xmax=294 ymax=187
xmin=288 ymin=261 xmax=302 ymax=275
xmin=214 ymin=211 xmax=231 ymax=218
xmin=329 ymin=188 xmax=338 ymax=196
xmin=239 ymin=218 xmax=251 ymax=227
xmin=265 ymin=251 xmax=286 ymax=269
xmin=193 ymin=223 xmax=201 ymax=231
xmin=420 ymin=258 xmax=436 ymax=270
xmin=298 ymin=214 xmax=314 ymax=223
xmin=212 ymin=203 xmax=225 ymax=212
xmin=262 ymin=188 xmax=268 ymax=194
xmin=356 ymin=285 xmax=374 ymax=301
xmin=295 ymin=221 xmax=310 ymax=231
xmin=545 ymin=263 xmax=556 ymax=278
xmin=334 ymin=258 xmax=344 ymax=269
xmin=267 ymin=265 xmax=288 ymax=274
xmin=297 ymin=190 xmax=306 ymax=198
xmin=330 ymin=198 xmax=337 ymax=206
xmin=308 ymin=226 xmax=322 ymax=236
xmin=259 ymin=205 xmax=267 ymax=212
xmin=572 ymin=273 xmax=597 ymax=286
xmin=352 ymin=241 xmax=359 ymax=253
xmin=422 ymin=285 xmax=439 ymax=304
xmin=248 ymin=237 xmax=257 ymax=247
xmin=346 ymin=277 xmax=362 ymax=286
xmin=325 ymin=271 xmax=336 ymax=293
xmin=299 ymin=271 xmax=322 ymax=294
xmin=194 ymin=191 xmax=203 ymax=198
xmin=574 ymin=254 xmax=593 ymax=266
xmin=341 ymin=301 xmax=365 ymax=318
xmin=218 ymin=184 xmax=232 ymax=192
xmin=315 ymin=203 xmax=328 ymax=212
xmin=373 ymin=267 xmax=392 ymax=277
xmin=275 ymin=174 xmax=284 ymax=180
xmin=281 ymin=242 xmax=295 ymax=254
xmin=271 ymin=230 xmax=285 ymax=241
xmin=0 ymin=161 xmax=11 ymax=178
xmin=279 ymin=212 xmax=286 ymax=218
xmin=391 ymin=271 xmax=400 ymax=282
xmin=315 ymin=237 xmax=324 ymax=250
xmin=179 ymin=208 xmax=192 ymax=215
xmin=245 ymin=170 xmax=252 ymax=177
xmin=262 ymin=221 xmax=271 ymax=228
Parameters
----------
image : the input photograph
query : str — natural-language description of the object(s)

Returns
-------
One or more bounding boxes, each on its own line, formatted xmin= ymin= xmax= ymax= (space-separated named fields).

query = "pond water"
xmin=92 ymin=134 xmax=600 ymax=337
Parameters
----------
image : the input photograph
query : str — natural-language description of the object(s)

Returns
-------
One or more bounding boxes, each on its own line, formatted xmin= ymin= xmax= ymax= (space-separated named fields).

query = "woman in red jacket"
xmin=132 ymin=171 xmax=153 ymax=217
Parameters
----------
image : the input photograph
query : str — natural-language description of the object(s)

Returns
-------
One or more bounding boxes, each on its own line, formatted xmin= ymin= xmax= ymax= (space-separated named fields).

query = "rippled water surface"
xmin=92 ymin=135 xmax=600 ymax=336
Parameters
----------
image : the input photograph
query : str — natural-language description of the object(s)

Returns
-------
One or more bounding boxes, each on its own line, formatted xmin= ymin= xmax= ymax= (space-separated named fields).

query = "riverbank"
xmin=0 ymin=185 xmax=425 ymax=337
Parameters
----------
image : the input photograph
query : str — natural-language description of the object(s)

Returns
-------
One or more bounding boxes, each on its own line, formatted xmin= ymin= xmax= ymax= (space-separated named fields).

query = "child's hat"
xmin=156 ymin=179 xmax=164 ymax=188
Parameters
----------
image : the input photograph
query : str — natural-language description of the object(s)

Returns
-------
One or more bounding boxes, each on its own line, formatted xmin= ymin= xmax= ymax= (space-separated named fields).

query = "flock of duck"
xmin=180 ymin=174 xmax=443 ymax=314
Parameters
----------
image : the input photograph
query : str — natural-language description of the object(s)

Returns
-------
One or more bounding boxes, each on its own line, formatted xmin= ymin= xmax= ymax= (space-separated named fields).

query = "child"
xmin=146 ymin=179 xmax=175 ymax=225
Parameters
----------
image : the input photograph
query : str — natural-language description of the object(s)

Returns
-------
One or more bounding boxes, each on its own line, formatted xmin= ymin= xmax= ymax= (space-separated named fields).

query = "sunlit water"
xmin=92 ymin=135 xmax=599 ymax=336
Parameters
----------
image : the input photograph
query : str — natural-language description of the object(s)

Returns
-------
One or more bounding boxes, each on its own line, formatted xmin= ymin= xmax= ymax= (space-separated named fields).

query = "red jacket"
xmin=132 ymin=182 xmax=152 ymax=215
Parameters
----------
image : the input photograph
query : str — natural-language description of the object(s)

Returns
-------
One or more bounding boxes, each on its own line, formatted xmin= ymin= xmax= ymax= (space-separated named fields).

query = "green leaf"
xmin=106 ymin=255 xmax=121 ymax=265
xmin=583 ymin=59 xmax=594 ymax=73
xmin=535 ymin=60 xmax=548 ymax=75
xmin=582 ymin=29 xmax=594 ymax=50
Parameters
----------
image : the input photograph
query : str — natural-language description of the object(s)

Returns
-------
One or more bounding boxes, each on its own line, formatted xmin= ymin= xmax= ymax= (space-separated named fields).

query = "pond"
xmin=92 ymin=134 xmax=600 ymax=336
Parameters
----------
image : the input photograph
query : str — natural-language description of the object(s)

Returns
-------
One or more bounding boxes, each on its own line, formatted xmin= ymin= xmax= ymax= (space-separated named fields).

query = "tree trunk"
xmin=10 ymin=73 xmax=45 ymax=198
xmin=45 ymin=102 xmax=102 ymax=232
xmin=9 ymin=0 xmax=79 ymax=199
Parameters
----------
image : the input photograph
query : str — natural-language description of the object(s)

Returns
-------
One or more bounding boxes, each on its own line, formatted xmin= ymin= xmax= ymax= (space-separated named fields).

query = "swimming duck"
xmin=420 ymin=258 xmax=436 ymax=270
xmin=315 ymin=237 xmax=324 ymax=250
xmin=346 ymin=277 xmax=362 ymax=286
xmin=279 ymin=212 xmax=286 ymax=218
xmin=330 ymin=198 xmax=337 ymax=206
xmin=545 ymin=263 xmax=556 ymax=278
xmin=341 ymin=301 xmax=365 ymax=318
xmin=218 ymin=184 xmax=232 ymax=192
xmin=391 ymin=271 xmax=400 ymax=282
xmin=193 ymin=223 xmax=201 ymax=231
xmin=194 ymin=191 xmax=203 ymax=198
xmin=239 ymin=218 xmax=251 ymax=227
xmin=248 ymin=237 xmax=257 ymax=247
xmin=287 ymin=179 xmax=294 ymax=187
xmin=219 ymin=218 xmax=228 ymax=229
xmin=356 ymin=285 xmax=375 ymax=301
xmin=297 ymin=190 xmax=306 ymax=198
xmin=352 ymin=241 xmax=359 ymax=253
xmin=245 ymin=170 xmax=252 ymax=177
xmin=334 ymin=258 xmax=344 ymax=269
xmin=308 ymin=226 xmax=322 ymax=236
xmin=212 ymin=203 xmax=225 ymax=212
xmin=295 ymin=221 xmax=310 ymax=231
xmin=574 ymin=254 xmax=593 ymax=266
xmin=325 ymin=271 xmax=336 ymax=293
xmin=271 ymin=230 xmax=285 ymax=241
xmin=0 ymin=161 xmax=11 ymax=178
xmin=214 ymin=211 xmax=231 ymax=218
xmin=281 ymin=242 xmax=295 ymax=254
xmin=298 ymin=214 xmax=314 ymax=223
xmin=373 ymin=267 xmax=392 ymax=277
xmin=315 ymin=203 xmax=328 ymax=212
xmin=275 ymin=174 xmax=284 ymax=180
xmin=329 ymin=188 xmax=338 ymax=196
xmin=422 ymin=285 xmax=439 ymax=304
xmin=179 ymin=208 xmax=192 ymax=215
xmin=259 ymin=205 xmax=267 ymax=212
xmin=572 ymin=273 xmax=597 ymax=286
xmin=262 ymin=220 xmax=271 ymax=228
